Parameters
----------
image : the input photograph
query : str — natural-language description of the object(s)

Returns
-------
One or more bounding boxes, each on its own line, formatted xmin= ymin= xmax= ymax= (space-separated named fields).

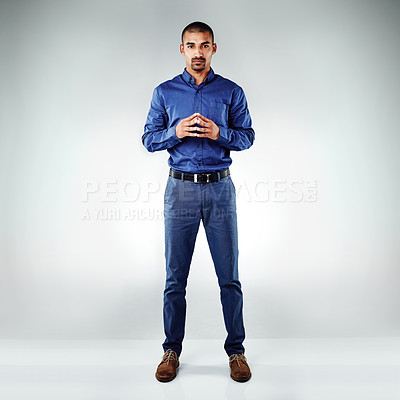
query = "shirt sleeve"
xmin=216 ymin=85 xmax=255 ymax=151
xmin=142 ymin=86 xmax=182 ymax=152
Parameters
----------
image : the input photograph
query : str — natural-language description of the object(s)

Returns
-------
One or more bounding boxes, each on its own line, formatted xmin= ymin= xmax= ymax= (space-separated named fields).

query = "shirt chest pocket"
xmin=205 ymin=101 xmax=229 ymax=127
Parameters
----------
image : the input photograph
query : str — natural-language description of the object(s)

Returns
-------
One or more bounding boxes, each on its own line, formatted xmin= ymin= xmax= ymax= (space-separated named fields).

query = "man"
xmin=142 ymin=21 xmax=255 ymax=382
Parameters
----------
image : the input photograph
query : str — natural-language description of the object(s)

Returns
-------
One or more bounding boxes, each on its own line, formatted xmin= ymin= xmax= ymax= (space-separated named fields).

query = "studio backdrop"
xmin=1 ymin=0 xmax=399 ymax=340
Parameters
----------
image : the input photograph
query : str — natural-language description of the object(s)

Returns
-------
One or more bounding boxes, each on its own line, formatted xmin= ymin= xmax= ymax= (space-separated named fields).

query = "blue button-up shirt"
xmin=142 ymin=67 xmax=255 ymax=173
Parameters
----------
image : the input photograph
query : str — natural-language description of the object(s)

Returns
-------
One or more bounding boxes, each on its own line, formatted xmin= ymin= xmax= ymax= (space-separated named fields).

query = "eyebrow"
xmin=185 ymin=41 xmax=211 ymax=45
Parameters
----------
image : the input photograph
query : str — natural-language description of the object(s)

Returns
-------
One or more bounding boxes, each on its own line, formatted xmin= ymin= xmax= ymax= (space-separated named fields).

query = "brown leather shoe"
xmin=155 ymin=349 xmax=179 ymax=382
xmin=229 ymin=353 xmax=251 ymax=382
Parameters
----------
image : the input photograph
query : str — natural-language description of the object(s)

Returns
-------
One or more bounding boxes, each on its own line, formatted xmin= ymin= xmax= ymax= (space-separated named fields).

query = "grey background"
xmin=0 ymin=0 xmax=399 ymax=340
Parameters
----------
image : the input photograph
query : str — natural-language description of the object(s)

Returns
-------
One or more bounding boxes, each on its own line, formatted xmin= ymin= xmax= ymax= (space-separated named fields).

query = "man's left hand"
xmin=191 ymin=113 xmax=220 ymax=140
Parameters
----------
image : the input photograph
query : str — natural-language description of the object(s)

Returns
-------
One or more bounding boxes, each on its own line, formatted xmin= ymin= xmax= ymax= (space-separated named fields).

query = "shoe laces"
xmin=229 ymin=353 xmax=247 ymax=367
xmin=161 ymin=349 xmax=178 ymax=365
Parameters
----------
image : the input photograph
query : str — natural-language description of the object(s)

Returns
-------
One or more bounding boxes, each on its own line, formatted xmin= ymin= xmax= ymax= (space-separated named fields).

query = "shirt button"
xmin=196 ymin=107 xmax=199 ymax=111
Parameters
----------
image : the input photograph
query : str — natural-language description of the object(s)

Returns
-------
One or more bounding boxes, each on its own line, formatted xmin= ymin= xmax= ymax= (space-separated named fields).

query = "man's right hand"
xmin=175 ymin=113 xmax=205 ymax=139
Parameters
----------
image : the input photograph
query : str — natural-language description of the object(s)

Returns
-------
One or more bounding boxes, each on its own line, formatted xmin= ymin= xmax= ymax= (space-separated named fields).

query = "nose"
xmin=194 ymin=46 xmax=204 ymax=57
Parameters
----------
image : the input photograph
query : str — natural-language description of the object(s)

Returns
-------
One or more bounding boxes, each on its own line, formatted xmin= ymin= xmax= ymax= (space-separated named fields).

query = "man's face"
xmin=180 ymin=30 xmax=216 ymax=73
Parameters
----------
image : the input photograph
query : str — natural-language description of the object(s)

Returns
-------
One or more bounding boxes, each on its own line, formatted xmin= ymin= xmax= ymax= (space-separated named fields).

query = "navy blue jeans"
xmin=162 ymin=172 xmax=245 ymax=356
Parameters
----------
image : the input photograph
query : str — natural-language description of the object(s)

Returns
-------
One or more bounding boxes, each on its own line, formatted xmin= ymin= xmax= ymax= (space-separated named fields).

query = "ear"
xmin=180 ymin=44 xmax=184 ymax=55
xmin=212 ymin=43 xmax=217 ymax=55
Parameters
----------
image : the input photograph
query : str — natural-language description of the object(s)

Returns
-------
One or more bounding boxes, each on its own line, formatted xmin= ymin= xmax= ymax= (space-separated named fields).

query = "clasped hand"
xmin=175 ymin=113 xmax=220 ymax=140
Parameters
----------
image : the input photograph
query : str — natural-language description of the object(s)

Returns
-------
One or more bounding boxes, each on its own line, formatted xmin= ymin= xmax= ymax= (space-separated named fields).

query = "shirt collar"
xmin=182 ymin=67 xmax=215 ymax=86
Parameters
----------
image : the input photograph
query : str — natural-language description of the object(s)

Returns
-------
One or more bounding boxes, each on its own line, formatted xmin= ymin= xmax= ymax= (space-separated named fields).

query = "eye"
xmin=203 ymin=45 xmax=209 ymax=48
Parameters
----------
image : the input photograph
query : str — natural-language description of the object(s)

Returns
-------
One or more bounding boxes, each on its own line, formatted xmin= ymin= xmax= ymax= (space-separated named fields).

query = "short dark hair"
xmin=181 ymin=21 xmax=214 ymax=44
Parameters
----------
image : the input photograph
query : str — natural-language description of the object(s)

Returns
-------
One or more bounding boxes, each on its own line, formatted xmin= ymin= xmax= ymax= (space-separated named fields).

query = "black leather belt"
xmin=169 ymin=168 xmax=230 ymax=183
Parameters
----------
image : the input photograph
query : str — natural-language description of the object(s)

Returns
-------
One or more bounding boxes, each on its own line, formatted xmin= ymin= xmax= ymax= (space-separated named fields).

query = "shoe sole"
xmin=155 ymin=373 xmax=176 ymax=382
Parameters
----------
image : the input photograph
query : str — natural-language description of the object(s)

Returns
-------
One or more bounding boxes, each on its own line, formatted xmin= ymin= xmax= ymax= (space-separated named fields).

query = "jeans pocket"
xmin=228 ymin=176 xmax=236 ymax=196
xmin=164 ymin=176 xmax=174 ymax=204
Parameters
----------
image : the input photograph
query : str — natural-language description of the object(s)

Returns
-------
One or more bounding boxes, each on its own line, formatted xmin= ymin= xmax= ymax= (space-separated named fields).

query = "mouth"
xmin=193 ymin=59 xmax=205 ymax=63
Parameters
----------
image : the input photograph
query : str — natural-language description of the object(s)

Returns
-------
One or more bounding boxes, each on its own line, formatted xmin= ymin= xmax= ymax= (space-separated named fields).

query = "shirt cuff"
xmin=164 ymin=126 xmax=182 ymax=147
xmin=216 ymin=126 xmax=230 ymax=146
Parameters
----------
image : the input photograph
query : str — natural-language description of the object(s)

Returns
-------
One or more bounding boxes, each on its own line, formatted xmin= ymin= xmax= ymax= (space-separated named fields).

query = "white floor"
xmin=0 ymin=338 xmax=399 ymax=400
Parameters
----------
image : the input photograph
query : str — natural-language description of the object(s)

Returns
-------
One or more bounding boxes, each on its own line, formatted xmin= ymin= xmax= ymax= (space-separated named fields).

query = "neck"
xmin=186 ymin=66 xmax=211 ymax=85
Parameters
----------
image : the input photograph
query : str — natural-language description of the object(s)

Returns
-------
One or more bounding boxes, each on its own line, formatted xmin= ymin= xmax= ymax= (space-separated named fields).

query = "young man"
xmin=142 ymin=21 xmax=255 ymax=382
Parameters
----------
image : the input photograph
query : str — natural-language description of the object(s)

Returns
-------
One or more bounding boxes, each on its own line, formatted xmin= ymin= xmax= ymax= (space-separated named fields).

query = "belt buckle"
xmin=194 ymin=173 xmax=198 ymax=183
xmin=206 ymin=173 xmax=211 ymax=183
